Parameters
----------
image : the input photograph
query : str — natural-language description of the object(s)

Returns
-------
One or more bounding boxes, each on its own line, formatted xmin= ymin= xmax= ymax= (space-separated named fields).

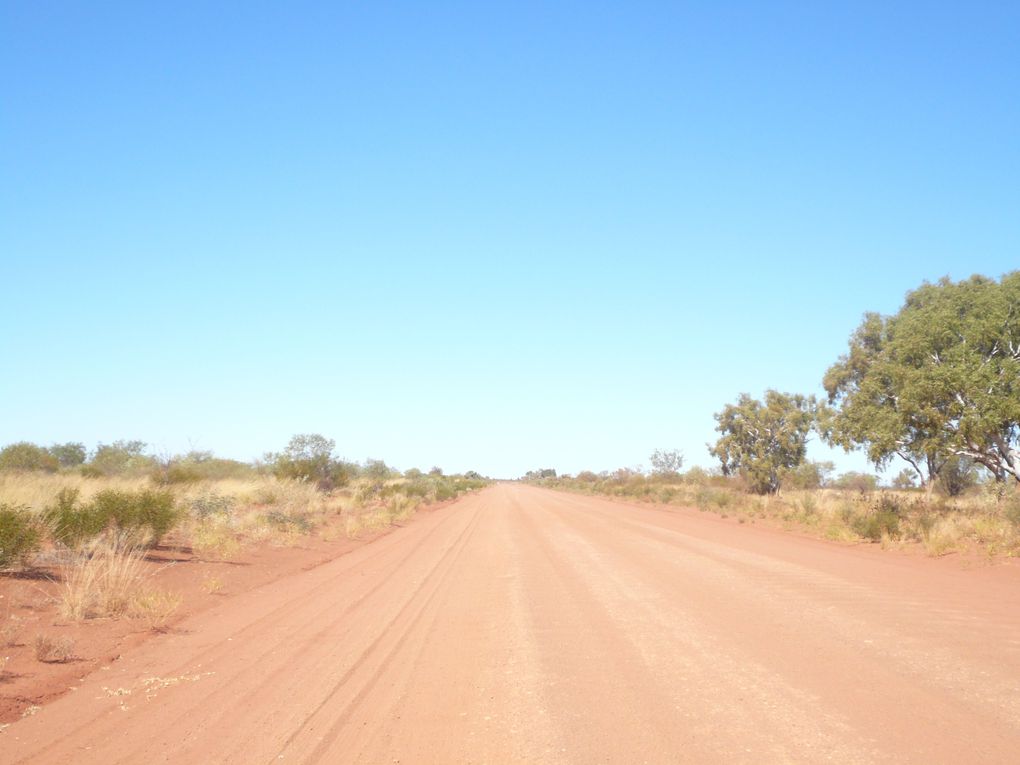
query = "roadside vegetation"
xmin=0 ymin=435 xmax=488 ymax=636
xmin=527 ymin=464 xmax=1020 ymax=558
xmin=526 ymin=272 xmax=1020 ymax=559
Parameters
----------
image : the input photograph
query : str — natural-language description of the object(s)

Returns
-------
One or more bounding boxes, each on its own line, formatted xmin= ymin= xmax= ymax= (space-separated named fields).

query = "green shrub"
xmin=153 ymin=455 xmax=255 ymax=485
xmin=88 ymin=440 xmax=154 ymax=476
xmin=261 ymin=510 xmax=313 ymax=533
xmin=0 ymin=504 xmax=43 ymax=568
xmin=1005 ymin=496 xmax=1020 ymax=531
xmin=695 ymin=488 xmax=712 ymax=511
xmin=915 ymin=510 xmax=938 ymax=540
xmin=0 ymin=442 xmax=59 ymax=473
xmin=402 ymin=479 xmax=430 ymax=498
xmin=155 ymin=463 xmax=203 ymax=485
xmin=433 ymin=483 xmax=457 ymax=502
xmin=189 ymin=494 xmax=235 ymax=520
xmin=46 ymin=488 xmax=109 ymax=549
xmin=47 ymin=442 xmax=87 ymax=468
xmin=91 ymin=489 xmax=181 ymax=545
xmin=46 ymin=489 xmax=181 ymax=549
xmin=851 ymin=495 xmax=902 ymax=541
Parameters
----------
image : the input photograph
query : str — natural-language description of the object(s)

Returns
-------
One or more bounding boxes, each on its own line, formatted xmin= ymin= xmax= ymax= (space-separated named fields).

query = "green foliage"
xmin=1005 ymin=495 xmax=1020 ymax=531
xmin=268 ymin=434 xmax=350 ymax=490
xmin=936 ymin=456 xmax=980 ymax=497
xmin=0 ymin=503 xmax=43 ymax=568
xmin=831 ymin=471 xmax=879 ymax=493
xmin=363 ymin=459 xmax=394 ymax=483
xmin=850 ymin=495 xmax=902 ymax=541
xmin=153 ymin=453 xmax=254 ymax=485
xmin=523 ymin=469 xmax=557 ymax=480
xmin=46 ymin=489 xmax=109 ymax=548
xmin=46 ymin=488 xmax=181 ymax=548
xmin=649 ymin=449 xmax=684 ymax=478
xmin=0 ymin=442 xmax=59 ymax=472
xmin=260 ymin=509 xmax=313 ymax=533
xmin=89 ymin=440 xmax=153 ymax=475
xmin=434 ymin=483 xmax=457 ymax=501
xmin=91 ymin=490 xmax=180 ymax=544
xmin=824 ymin=273 xmax=1020 ymax=485
xmin=783 ymin=460 xmax=835 ymax=490
xmin=682 ymin=466 xmax=710 ymax=485
xmin=189 ymin=493 xmax=235 ymax=519
xmin=891 ymin=469 xmax=917 ymax=490
xmin=47 ymin=442 xmax=87 ymax=468
xmin=708 ymin=390 xmax=817 ymax=494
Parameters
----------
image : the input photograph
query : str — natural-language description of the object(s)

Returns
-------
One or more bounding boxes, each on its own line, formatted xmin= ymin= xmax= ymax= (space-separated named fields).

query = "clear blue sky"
xmin=2 ymin=2 xmax=1017 ymax=478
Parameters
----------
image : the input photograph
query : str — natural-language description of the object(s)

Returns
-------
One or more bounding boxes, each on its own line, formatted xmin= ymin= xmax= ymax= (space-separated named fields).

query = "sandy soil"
xmin=0 ymin=515 xmax=399 ymax=723
xmin=3 ymin=483 xmax=1019 ymax=763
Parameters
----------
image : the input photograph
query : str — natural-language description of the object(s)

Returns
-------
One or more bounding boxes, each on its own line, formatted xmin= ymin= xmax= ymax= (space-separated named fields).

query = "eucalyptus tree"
xmin=708 ymin=390 xmax=816 ymax=495
xmin=824 ymin=273 xmax=1020 ymax=485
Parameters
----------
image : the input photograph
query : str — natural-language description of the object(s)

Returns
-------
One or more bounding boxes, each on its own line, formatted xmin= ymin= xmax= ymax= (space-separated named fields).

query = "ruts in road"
xmin=5 ymin=483 xmax=1020 ymax=763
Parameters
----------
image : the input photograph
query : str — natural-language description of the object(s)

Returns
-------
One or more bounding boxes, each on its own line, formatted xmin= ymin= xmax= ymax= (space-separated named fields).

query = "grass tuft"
xmin=33 ymin=634 xmax=75 ymax=663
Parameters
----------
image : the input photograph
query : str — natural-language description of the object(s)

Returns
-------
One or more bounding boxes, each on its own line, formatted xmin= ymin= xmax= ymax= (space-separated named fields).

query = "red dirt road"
xmin=4 ymin=484 xmax=1020 ymax=763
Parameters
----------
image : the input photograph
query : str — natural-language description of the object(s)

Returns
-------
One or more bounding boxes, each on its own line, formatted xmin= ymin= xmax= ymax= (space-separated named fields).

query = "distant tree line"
xmin=0 ymin=434 xmax=482 ymax=491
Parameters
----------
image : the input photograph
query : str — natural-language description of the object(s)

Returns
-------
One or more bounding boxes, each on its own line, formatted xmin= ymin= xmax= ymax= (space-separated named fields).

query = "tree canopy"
xmin=824 ymin=273 xmax=1020 ymax=485
xmin=708 ymin=390 xmax=816 ymax=494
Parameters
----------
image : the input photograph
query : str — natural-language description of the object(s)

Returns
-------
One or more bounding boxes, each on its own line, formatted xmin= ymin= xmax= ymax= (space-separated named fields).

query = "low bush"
xmin=46 ymin=488 xmax=182 ymax=549
xmin=1005 ymin=495 xmax=1020 ymax=531
xmin=0 ymin=503 xmax=43 ymax=568
xmin=850 ymin=495 xmax=902 ymax=542
xmin=260 ymin=509 xmax=313 ymax=534
xmin=46 ymin=488 xmax=109 ymax=549
xmin=189 ymin=493 xmax=235 ymax=520
xmin=0 ymin=442 xmax=59 ymax=473
xmin=131 ymin=590 xmax=182 ymax=631
xmin=33 ymin=634 xmax=75 ymax=663
xmin=433 ymin=483 xmax=457 ymax=502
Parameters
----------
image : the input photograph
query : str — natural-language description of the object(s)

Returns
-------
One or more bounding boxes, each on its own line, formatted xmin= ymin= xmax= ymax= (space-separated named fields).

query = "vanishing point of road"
xmin=6 ymin=484 xmax=1020 ymax=763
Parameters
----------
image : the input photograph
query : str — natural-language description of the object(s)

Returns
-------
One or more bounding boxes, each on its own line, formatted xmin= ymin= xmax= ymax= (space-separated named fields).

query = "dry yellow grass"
xmin=59 ymin=541 xmax=148 ymax=620
xmin=33 ymin=634 xmax=74 ymax=663
xmin=131 ymin=590 xmax=182 ymax=632
xmin=201 ymin=576 xmax=224 ymax=594
xmin=0 ymin=472 xmax=151 ymax=511
xmin=1 ymin=616 xmax=21 ymax=648
xmin=2 ymin=471 xmax=479 ymax=576
xmin=544 ymin=476 xmax=1020 ymax=558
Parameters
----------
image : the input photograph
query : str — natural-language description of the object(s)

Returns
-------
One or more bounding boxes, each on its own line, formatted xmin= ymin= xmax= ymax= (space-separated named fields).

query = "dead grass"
xmin=1 ymin=616 xmax=21 ymax=648
xmin=541 ymin=475 xmax=1020 ymax=559
xmin=131 ymin=590 xmax=182 ymax=632
xmin=190 ymin=518 xmax=242 ymax=560
xmin=59 ymin=541 xmax=148 ymax=620
xmin=201 ymin=576 xmax=224 ymax=595
xmin=33 ymin=634 xmax=74 ymax=663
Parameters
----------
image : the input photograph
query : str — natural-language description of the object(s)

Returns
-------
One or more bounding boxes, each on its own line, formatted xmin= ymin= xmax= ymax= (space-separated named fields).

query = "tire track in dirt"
xmin=276 ymin=499 xmax=486 ymax=763
xmin=531 ymin=488 xmax=1020 ymax=762
xmin=4 ymin=484 xmax=1020 ymax=764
